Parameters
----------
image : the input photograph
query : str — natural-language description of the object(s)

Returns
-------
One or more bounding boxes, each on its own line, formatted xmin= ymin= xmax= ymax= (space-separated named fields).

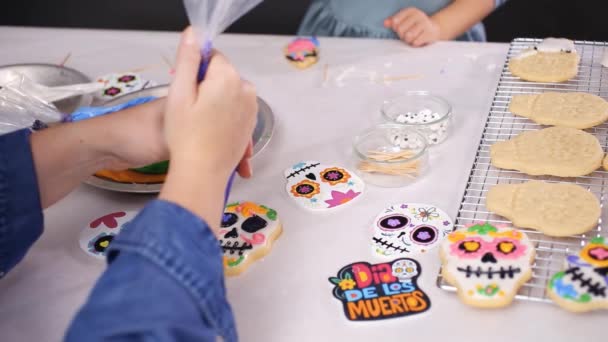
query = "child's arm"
xmin=384 ymin=0 xmax=497 ymax=47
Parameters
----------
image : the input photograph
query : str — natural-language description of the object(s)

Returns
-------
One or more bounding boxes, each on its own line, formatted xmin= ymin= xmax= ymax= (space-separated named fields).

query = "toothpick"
xmin=58 ymin=52 xmax=72 ymax=67
xmin=383 ymin=74 xmax=423 ymax=82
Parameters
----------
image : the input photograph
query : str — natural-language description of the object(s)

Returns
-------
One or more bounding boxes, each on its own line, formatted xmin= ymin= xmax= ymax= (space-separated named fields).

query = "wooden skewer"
xmin=383 ymin=74 xmax=424 ymax=82
xmin=58 ymin=52 xmax=72 ymax=67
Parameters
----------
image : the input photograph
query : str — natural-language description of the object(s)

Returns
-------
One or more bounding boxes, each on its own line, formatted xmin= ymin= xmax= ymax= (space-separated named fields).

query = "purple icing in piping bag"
xmin=196 ymin=39 xmax=235 ymax=205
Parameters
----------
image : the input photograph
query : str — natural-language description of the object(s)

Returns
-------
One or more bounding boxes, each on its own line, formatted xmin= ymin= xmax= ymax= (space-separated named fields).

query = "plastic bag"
xmin=0 ymin=82 xmax=63 ymax=134
xmin=183 ymin=0 xmax=263 ymax=79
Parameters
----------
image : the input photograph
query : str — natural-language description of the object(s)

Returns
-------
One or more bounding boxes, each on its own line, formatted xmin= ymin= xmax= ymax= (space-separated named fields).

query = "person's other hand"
xmin=164 ymin=28 xmax=257 ymax=181
xmin=384 ymin=8 xmax=441 ymax=47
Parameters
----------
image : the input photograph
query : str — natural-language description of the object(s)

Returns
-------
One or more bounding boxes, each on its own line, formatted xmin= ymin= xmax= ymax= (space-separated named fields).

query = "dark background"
xmin=2 ymin=0 xmax=608 ymax=42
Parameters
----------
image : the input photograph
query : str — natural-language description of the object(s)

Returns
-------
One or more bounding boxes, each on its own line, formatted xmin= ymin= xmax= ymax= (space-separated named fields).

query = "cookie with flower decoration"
xmin=284 ymin=161 xmax=364 ymax=211
xmin=285 ymin=37 xmax=319 ymax=69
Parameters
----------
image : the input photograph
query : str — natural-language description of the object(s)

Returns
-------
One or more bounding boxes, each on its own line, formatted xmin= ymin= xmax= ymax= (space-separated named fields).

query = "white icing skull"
xmin=440 ymin=223 xmax=534 ymax=306
xmin=372 ymin=203 xmax=453 ymax=257
xmin=548 ymin=237 xmax=608 ymax=311
xmin=79 ymin=211 xmax=136 ymax=259
xmin=284 ymin=161 xmax=364 ymax=211
xmin=392 ymin=259 xmax=418 ymax=283
xmin=219 ymin=201 xmax=281 ymax=276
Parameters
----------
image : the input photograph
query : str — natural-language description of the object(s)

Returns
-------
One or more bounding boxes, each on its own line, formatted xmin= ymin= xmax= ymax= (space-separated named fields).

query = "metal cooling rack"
xmin=436 ymin=38 xmax=608 ymax=303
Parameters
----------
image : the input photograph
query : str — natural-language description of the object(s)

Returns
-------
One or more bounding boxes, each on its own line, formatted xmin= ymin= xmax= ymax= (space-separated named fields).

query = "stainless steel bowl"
xmin=0 ymin=63 xmax=93 ymax=114
xmin=84 ymin=84 xmax=275 ymax=193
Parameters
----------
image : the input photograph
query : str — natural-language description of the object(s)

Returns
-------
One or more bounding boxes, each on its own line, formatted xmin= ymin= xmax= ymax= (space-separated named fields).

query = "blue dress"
xmin=298 ymin=0 xmax=506 ymax=42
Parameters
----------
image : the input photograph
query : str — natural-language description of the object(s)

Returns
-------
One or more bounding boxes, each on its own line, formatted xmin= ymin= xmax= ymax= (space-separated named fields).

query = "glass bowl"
xmin=353 ymin=124 xmax=429 ymax=187
xmin=381 ymin=92 xmax=452 ymax=145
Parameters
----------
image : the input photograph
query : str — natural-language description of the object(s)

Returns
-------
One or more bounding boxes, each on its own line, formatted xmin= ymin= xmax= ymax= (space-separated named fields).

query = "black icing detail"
xmin=295 ymin=183 xmax=317 ymax=195
xmin=378 ymin=215 xmax=409 ymax=230
xmin=285 ymin=50 xmax=318 ymax=61
xmin=220 ymin=240 xmax=253 ymax=256
xmin=241 ymin=215 xmax=268 ymax=233
xmin=93 ymin=235 xmax=114 ymax=253
xmin=595 ymin=267 xmax=608 ymax=277
xmin=306 ymin=173 xmax=317 ymax=181
xmin=322 ymin=170 xmax=344 ymax=182
xmin=565 ymin=267 xmax=607 ymax=297
xmin=224 ymin=228 xmax=238 ymax=239
xmin=373 ymin=236 xmax=409 ymax=253
xmin=457 ymin=266 xmax=521 ymax=279
xmin=221 ymin=213 xmax=239 ymax=228
xmin=481 ymin=252 xmax=497 ymax=264
xmin=410 ymin=226 xmax=438 ymax=245
xmin=287 ymin=163 xmax=321 ymax=179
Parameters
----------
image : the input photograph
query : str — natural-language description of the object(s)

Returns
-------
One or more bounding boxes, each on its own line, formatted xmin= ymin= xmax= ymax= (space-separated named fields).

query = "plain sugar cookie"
xmin=440 ymin=222 xmax=535 ymax=308
xmin=490 ymin=126 xmax=603 ymax=177
xmin=219 ymin=201 xmax=282 ymax=276
xmin=509 ymin=38 xmax=579 ymax=83
xmin=509 ymin=92 xmax=608 ymax=129
xmin=486 ymin=181 xmax=600 ymax=237
xmin=547 ymin=237 xmax=608 ymax=312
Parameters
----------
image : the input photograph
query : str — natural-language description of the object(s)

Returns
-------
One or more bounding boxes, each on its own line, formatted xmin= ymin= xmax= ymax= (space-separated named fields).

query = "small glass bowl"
xmin=381 ymin=92 xmax=452 ymax=145
xmin=353 ymin=124 xmax=429 ymax=188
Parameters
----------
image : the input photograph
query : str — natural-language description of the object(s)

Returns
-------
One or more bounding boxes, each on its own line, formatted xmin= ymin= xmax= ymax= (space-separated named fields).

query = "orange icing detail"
xmin=580 ymin=243 xmax=608 ymax=268
xmin=448 ymin=231 xmax=467 ymax=243
xmin=320 ymin=167 xmax=351 ymax=186
xmin=489 ymin=229 xmax=523 ymax=240
xmin=95 ymin=169 xmax=166 ymax=184
xmin=290 ymin=179 xmax=320 ymax=199
xmin=225 ymin=202 xmax=270 ymax=218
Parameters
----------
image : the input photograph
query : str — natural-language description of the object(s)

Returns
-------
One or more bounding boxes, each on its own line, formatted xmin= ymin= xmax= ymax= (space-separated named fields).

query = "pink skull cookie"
xmin=285 ymin=37 xmax=319 ymax=69
xmin=440 ymin=222 xmax=535 ymax=308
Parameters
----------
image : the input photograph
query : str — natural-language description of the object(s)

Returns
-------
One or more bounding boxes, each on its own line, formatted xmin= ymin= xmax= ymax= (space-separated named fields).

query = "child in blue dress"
xmin=298 ymin=0 xmax=507 ymax=46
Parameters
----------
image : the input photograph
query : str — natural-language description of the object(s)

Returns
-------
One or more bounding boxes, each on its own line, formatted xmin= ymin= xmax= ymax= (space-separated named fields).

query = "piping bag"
xmin=183 ymin=0 xmax=263 ymax=204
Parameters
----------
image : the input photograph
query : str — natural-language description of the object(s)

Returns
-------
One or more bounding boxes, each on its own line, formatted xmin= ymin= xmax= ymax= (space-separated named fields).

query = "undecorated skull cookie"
xmin=80 ymin=211 xmax=137 ymax=259
xmin=220 ymin=201 xmax=282 ymax=276
xmin=284 ymin=161 xmax=364 ymax=211
xmin=440 ymin=222 xmax=535 ymax=308
xmin=509 ymin=38 xmax=579 ymax=82
xmin=548 ymin=237 xmax=608 ymax=312
xmin=372 ymin=203 xmax=453 ymax=257
xmin=490 ymin=126 xmax=603 ymax=177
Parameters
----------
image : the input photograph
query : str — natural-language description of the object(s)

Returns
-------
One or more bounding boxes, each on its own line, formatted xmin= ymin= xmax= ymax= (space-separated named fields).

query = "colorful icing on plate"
xmin=79 ymin=211 xmax=137 ymax=259
xmin=329 ymin=258 xmax=430 ymax=321
xmin=372 ymin=203 xmax=453 ymax=257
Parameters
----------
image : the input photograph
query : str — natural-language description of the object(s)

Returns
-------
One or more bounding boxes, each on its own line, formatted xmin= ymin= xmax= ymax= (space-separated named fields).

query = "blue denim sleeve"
xmin=0 ymin=129 xmax=43 ymax=279
xmin=66 ymin=200 xmax=237 ymax=342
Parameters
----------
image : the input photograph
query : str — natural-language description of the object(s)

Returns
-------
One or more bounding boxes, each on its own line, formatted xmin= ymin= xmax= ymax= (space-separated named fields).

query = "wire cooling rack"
xmin=436 ymin=38 xmax=608 ymax=303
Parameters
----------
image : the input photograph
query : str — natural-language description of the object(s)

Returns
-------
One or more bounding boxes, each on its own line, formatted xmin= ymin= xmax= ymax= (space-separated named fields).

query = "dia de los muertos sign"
xmin=329 ymin=258 xmax=430 ymax=321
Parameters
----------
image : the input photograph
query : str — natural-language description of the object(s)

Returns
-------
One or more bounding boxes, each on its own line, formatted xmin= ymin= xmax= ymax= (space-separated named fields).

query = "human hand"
xmin=159 ymin=27 xmax=257 ymax=226
xmin=164 ymin=27 xmax=257 ymax=181
xmin=384 ymin=8 xmax=441 ymax=47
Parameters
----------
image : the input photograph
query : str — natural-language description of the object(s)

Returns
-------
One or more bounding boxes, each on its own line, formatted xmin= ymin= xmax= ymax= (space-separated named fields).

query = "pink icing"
xmin=449 ymin=237 xmax=527 ymax=259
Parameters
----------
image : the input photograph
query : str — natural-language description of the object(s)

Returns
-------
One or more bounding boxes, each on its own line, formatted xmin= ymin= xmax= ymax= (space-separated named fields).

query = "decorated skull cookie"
xmin=220 ymin=201 xmax=282 ymax=276
xmin=372 ymin=203 xmax=453 ymax=257
xmin=284 ymin=161 xmax=364 ymax=211
xmin=440 ymin=223 xmax=535 ymax=308
xmin=285 ymin=37 xmax=320 ymax=69
xmin=392 ymin=259 xmax=418 ymax=283
xmin=80 ymin=211 xmax=137 ymax=259
xmin=548 ymin=237 xmax=608 ymax=312
xmin=96 ymin=73 xmax=155 ymax=100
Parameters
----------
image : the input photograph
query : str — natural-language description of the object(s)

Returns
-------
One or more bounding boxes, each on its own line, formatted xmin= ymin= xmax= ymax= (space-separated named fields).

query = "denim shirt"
xmin=0 ymin=129 xmax=236 ymax=342
xmin=298 ymin=0 xmax=508 ymax=42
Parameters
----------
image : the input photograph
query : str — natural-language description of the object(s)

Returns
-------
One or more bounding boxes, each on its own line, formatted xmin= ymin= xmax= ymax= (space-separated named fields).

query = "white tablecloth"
xmin=0 ymin=27 xmax=603 ymax=342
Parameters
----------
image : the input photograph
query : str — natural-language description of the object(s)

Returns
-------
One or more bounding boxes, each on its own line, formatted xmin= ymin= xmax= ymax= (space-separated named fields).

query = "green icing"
xmin=132 ymin=161 xmax=169 ymax=174
xmin=590 ymin=237 xmax=606 ymax=244
xmin=467 ymin=222 xmax=498 ymax=235
xmin=227 ymin=255 xmax=245 ymax=267
xmin=548 ymin=271 xmax=565 ymax=289
xmin=261 ymin=205 xmax=278 ymax=221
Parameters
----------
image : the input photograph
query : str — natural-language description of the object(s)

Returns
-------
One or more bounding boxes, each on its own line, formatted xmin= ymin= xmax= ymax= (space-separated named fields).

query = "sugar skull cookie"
xmin=80 ymin=211 xmax=137 ymax=259
xmin=96 ymin=73 xmax=155 ymax=100
xmin=509 ymin=38 xmax=579 ymax=83
xmin=548 ymin=237 xmax=608 ymax=312
xmin=285 ymin=37 xmax=319 ymax=69
xmin=372 ymin=203 xmax=453 ymax=257
xmin=440 ymin=222 xmax=535 ymax=308
xmin=220 ymin=201 xmax=282 ymax=276
xmin=284 ymin=161 xmax=364 ymax=211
